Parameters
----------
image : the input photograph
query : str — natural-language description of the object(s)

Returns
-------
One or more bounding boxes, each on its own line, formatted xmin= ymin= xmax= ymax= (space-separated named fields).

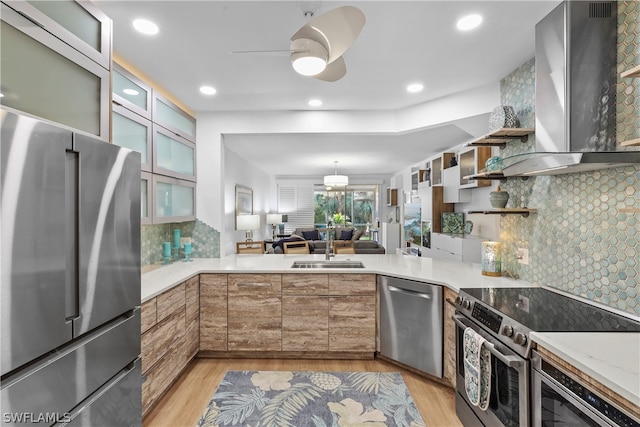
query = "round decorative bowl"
xmin=485 ymin=156 xmax=504 ymax=172
xmin=488 ymin=105 xmax=519 ymax=131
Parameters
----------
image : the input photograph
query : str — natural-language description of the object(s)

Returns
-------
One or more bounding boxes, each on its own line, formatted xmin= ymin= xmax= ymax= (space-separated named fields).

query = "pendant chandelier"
xmin=323 ymin=160 xmax=348 ymax=187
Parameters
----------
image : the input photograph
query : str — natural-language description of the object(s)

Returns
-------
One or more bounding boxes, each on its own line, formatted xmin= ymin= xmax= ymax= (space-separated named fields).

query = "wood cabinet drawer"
xmin=141 ymin=307 xmax=185 ymax=373
xmin=328 ymin=274 xmax=376 ymax=295
xmin=282 ymin=273 xmax=328 ymax=295
xmin=141 ymin=298 xmax=157 ymax=334
xmin=142 ymin=335 xmax=186 ymax=415
xmin=200 ymin=274 xmax=228 ymax=351
xmin=156 ymin=282 xmax=185 ymax=322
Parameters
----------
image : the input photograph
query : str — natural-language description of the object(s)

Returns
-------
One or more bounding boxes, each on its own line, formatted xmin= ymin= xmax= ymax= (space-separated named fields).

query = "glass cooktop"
xmin=460 ymin=287 xmax=640 ymax=333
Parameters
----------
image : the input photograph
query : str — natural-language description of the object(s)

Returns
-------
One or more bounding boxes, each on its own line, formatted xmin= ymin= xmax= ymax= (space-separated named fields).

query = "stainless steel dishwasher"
xmin=378 ymin=275 xmax=443 ymax=377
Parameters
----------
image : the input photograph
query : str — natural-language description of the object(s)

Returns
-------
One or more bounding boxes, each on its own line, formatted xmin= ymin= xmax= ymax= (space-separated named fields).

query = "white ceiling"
xmin=96 ymin=0 xmax=561 ymax=178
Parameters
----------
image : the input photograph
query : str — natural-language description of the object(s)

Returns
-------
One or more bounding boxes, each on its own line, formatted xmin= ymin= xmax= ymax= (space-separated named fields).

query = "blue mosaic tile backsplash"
xmin=141 ymin=219 xmax=220 ymax=266
xmin=498 ymin=3 xmax=639 ymax=315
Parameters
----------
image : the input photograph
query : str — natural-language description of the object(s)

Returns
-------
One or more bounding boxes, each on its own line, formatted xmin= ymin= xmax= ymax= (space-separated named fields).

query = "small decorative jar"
xmin=489 ymin=186 xmax=509 ymax=208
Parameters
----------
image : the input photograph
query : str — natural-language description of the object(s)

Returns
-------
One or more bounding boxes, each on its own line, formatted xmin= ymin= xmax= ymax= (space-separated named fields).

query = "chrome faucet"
xmin=326 ymin=221 xmax=334 ymax=260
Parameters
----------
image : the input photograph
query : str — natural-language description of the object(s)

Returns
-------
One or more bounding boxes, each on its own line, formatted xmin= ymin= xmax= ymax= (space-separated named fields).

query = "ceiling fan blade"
xmin=313 ymin=56 xmax=346 ymax=82
xmin=230 ymin=49 xmax=295 ymax=56
xmin=291 ymin=5 xmax=365 ymax=64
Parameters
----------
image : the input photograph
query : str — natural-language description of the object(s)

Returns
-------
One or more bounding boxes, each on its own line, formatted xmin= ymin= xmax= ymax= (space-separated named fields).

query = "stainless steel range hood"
xmin=503 ymin=1 xmax=640 ymax=177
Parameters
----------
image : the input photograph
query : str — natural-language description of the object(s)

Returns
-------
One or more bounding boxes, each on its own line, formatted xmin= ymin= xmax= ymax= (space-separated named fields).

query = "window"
xmin=313 ymin=185 xmax=378 ymax=231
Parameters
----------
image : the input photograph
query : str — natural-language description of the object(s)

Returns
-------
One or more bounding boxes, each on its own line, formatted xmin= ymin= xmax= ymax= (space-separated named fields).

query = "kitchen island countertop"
xmin=531 ymin=332 xmax=640 ymax=409
xmin=141 ymin=253 xmax=534 ymax=302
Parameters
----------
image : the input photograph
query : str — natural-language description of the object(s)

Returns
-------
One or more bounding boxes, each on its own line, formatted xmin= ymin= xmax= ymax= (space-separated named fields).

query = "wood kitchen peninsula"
xmin=140 ymin=254 xmax=533 ymax=414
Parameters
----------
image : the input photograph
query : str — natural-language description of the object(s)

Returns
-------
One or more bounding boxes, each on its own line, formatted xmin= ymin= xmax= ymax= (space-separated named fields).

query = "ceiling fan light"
xmin=291 ymin=38 xmax=328 ymax=76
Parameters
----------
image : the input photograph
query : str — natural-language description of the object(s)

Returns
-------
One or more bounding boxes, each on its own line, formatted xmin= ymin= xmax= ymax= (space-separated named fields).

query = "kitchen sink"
xmin=290 ymin=261 xmax=365 ymax=269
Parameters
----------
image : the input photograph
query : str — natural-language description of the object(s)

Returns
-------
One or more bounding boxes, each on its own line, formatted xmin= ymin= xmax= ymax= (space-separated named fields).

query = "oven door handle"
xmin=452 ymin=315 xmax=523 ymax=368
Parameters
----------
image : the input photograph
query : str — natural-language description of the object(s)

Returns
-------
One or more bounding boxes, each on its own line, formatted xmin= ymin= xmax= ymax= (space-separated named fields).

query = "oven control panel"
xmin=471 ymin=303 xmax=502 ymax=334
xmin=541 ymin=359 xmax=640 ymax=427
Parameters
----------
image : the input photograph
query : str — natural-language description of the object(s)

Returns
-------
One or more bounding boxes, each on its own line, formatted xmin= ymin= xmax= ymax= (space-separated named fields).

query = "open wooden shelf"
xmin=465 ymin=128 xmax=535 ymax=148
xmin=464 ymin=170 xmax=507 ymax=182
xmin=468 ymin=208 xmax=537 ymax=218
xmin=621 ymin=64 xmax=640 ymax=78
xmin=621 ymin=138 xmax=640 ymax=147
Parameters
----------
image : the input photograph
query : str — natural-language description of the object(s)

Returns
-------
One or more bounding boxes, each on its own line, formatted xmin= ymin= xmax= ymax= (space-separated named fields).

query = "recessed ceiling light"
xmin=133 ymin=19 xmax=159 ymax=35
xmin=406 ymin=83 xmax=424 ymax=93
xmin=200 ymin=86 xmax=217 ymax=95
xmin=123 ymin=88 xmax=139 ymax=96
xmin=457 ymin=14 xmax=483 ymax=31
xmin=308 ymin=99 xmax=323 ymax=107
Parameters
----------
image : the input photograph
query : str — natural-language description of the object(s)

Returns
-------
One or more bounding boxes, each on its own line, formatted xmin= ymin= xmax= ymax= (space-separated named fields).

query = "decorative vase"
xmin=489 ymin=186 xmax=509 ymax=208
xmin=488 ymin=105 xmax=519 ymax=131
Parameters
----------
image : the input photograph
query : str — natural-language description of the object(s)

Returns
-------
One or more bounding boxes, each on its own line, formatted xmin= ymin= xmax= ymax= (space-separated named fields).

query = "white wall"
xmin=223 ymin=146 xmax=275 ymax=255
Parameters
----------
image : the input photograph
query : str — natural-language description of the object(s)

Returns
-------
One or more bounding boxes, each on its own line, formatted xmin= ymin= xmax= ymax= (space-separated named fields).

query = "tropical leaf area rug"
xmin=196 ymin=370 xmax=426 ymax=427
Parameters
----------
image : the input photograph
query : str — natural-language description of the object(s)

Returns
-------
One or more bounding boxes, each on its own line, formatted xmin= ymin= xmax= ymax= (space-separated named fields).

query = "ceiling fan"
xmin=231 ymin=6 xmax=365 ymax=82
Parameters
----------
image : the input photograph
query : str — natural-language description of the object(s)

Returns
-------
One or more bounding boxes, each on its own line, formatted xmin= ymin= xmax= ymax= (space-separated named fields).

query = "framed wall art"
xmin=235 ymin=185 xmax=253 ymax=228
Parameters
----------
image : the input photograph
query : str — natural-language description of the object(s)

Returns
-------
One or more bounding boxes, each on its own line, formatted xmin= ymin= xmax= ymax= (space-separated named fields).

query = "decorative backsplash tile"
xmin=617 ymin=1 xmax=639 ymax=146
xmin=498 ymin=3 xmax=639 ymax=315
xmin=141 ymin=219 xmax=220 ymax=266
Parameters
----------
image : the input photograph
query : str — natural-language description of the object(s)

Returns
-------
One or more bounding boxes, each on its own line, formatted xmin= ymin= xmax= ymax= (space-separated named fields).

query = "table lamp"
xmin=267 ymin=214 xmax=283 ymax=241
xmin=237 ymin=214 xmax=260 ymax=241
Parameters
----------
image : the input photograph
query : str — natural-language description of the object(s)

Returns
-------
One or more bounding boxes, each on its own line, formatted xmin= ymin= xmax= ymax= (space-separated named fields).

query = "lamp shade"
xmin=236 ymin=214 xmax=260 ymax=231
xmin=266 ymin=214 xmax=282 ymax=225
xmin=324 ymin=174 xmax=349 ymax=187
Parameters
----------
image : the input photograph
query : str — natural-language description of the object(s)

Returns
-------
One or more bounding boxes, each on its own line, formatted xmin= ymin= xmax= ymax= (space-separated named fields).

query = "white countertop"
xmin=141 ymin=253 xmax=534 ymax=302
xmin=531 ymin=332 xmax=640 ymax=407
xmin=142 ymin=254 xmax=639 ymax=409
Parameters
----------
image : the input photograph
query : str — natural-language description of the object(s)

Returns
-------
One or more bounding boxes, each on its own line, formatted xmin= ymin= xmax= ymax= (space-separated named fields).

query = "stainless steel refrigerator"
xmin=1 ymin=109 xmax=142 ymax=426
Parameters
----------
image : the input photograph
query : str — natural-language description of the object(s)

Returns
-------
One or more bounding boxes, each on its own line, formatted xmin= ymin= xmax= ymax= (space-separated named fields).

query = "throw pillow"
xmin=352 ymin=229 xmax=364 ymax=240
xmin=301 ymin=230 xmax=320 ymax=241
xmin=339 ymin=229 xmax=354 ymax=240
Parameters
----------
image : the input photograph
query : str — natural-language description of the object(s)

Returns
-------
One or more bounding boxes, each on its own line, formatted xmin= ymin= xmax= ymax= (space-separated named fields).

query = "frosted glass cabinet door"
xmin=153 ymin=125 xmax=196 ymax=181
xmin=112 ymin=105 xmax=152 ymax=172
xmin=0 ymin=4 xmax=110 ymax=138
xmin=153 ymin=95 xmax=196 ymax=142
xmin=153 ymin=176 xmax=196 ymax=223
xmin=112 ymin=64 xmax=152 ymax=119
xmin=5 ymin=1 xmax=111 ymax=68
xmin=141 ymin=172 xmax=152 ymax=225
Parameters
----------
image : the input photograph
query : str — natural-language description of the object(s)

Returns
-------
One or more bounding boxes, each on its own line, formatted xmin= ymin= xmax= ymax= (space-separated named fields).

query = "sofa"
xmin=271 ymin=227 xmax=386 ymax=254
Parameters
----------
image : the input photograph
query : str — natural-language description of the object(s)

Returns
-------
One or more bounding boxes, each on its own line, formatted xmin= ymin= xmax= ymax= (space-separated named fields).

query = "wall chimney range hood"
xmin=502 ymin=1 xmax=640 ymax=177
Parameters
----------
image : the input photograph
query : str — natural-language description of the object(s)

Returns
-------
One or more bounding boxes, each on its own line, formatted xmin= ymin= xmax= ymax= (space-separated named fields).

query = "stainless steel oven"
xmin=453 ymin=314 xmax=529 ymax=427
xmin=532 ymin=350 xmax=640 ymax=427
xmin=455 ymin=286 xmax=640 ymax=427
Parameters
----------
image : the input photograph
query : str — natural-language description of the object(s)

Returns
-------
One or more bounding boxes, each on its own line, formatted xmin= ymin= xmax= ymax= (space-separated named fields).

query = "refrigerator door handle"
xmin=65 ymin=150 xmax=80 ymax=323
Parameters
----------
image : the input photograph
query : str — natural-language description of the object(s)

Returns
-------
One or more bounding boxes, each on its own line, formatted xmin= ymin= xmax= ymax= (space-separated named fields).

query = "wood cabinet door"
xmin=199 ymin=274 xmax=228 ymax=351
xmin=282 ymin=295 xmax=329 ymax=351
xmin=185 ymin=275 xmax=200 ymax=359
xmin=228 ymin=274 xmax=282 ymax=351
xmin=443 ymin=287 xmax=458 ymax=388
xmin=329 ymin=295 xmax=376 ymax=352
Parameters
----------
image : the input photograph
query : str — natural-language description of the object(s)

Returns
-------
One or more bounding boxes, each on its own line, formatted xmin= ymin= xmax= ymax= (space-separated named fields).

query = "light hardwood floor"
xmin=143 ymin=357 xmax=463 ymax=427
